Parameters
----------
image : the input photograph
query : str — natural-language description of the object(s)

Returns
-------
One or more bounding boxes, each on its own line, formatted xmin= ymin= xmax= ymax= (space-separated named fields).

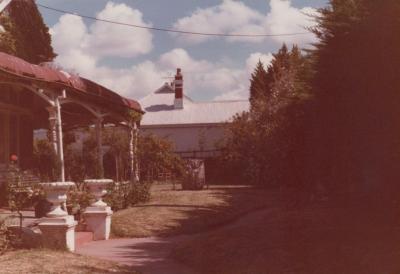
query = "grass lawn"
xmin=112 ymin=183 xmax=275 ymax=238
xmin=0 ymin=249 xmax=138 ymax=274
xmin=172 ymin=193 xmax=400 ymax=274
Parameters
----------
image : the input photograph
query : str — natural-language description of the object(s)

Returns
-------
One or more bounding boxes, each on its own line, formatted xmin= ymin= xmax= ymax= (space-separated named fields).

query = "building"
xmin=139 ymin=69 xmax=249 ymax=181
xmin=0 ymin=52 xmax=143 ymax=180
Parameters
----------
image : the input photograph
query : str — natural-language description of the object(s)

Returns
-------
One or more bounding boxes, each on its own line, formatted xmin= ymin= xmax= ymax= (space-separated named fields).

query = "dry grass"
xmin=112 ymin=183 xmax=273 ymax=238
xmin=172 ymin=194 xmax=400 ymax=274
xmin=0 ymin=249 xmax=138 ymax=274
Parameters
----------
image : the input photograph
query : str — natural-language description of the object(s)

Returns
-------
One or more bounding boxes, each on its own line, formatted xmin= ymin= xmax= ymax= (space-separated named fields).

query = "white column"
xmin=46 ymin=106 xmax=58 ymax=156
xmin=128 ymin=121 xmax=140 ymax=183
xmin=133 ymin=122 xmax=139 ymax=182
xmin=55 ymin=97 xmax=65 ymax=182
xmin=95 ymin=117 xmax=104 ymax=178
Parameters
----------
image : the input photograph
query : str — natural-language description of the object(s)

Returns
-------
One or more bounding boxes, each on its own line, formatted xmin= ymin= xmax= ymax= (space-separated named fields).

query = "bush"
xmin=66 ymin=185 xmax=93 ymax=219
xmin=0 ymin=216 xmax=27 ymax=253
xmin=0 ymin=217 xmax=10 ymax=254
xmin=104 ymin=181 xmax=151 ymax=211
xmin=33 ymin=140 xmax=60 ymax=181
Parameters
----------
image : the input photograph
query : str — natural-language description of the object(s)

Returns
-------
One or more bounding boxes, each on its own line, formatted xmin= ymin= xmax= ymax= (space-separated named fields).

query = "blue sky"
xmin=37 ymin=0 xmax=327 ymax=101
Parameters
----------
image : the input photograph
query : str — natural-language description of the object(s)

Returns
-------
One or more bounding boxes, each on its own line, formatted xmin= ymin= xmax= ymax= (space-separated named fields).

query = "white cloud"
xmin=246 ymin=52 xmax=274 ymax=75
xmin=172 ymin=0 xmax=317 ymax=46
xmin=88 ymin=2 xmax=153 ymax=58
xmin=264 ymin=0 xmax=317 ymax=45
xmin=51 ymin=2 xmax=153 ymax=61
xmin=50 ymin=2 xmax=276 ymax=101
xmin=172 ymin=0 xmax=263 ymax=44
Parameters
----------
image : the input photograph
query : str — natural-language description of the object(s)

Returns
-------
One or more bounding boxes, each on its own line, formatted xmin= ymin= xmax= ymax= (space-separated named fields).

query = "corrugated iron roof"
xmin=140 ymin=83 xmax=249 ymax=126
xmin=0 ymin=52 xmax=143 ymax=113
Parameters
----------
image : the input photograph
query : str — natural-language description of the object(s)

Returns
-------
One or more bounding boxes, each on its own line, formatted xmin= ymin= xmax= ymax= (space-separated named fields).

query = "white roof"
xmin=140 ymin=83 xmax=249 ymax=126
xmin=0 ymin=0 xmax=12 ymax=13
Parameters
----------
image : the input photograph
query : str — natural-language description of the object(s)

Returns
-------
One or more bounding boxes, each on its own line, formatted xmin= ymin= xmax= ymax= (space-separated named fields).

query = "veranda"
xmin=0 ymin=52 xmax=143 ymax=181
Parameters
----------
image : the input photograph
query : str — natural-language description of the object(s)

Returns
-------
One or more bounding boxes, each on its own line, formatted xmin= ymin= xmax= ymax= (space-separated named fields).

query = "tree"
xmin=220 ymin=44 xmax=311 ymax=187
xmin=138 ymin=133 xmax=184 ymax=181
xmin=306 ymin=0 xmax=400 ymax=194
xmin=0 ymin=0 xmax=56 ymax=63
xmin=249 ymin=61 xmax=270 ymax=111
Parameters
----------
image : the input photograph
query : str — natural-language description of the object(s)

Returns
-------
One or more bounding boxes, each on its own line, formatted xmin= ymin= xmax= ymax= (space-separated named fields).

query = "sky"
xmin=37 ymin=0 xmax=328 ymax=101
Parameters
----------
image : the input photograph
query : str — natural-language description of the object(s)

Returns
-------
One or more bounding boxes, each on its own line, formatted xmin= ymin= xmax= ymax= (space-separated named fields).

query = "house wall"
xmin=140 ymin=124 xmax=225 ymax=158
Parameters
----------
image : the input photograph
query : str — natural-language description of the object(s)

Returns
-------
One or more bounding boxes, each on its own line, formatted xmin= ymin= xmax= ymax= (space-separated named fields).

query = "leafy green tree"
xmin=220 ymin=44 xmax=311 ymax=187
xmin=0 ymin=0 xmax=56 ymax=63
xmin=138 ymin=133 xmax=184 ymax=181
xmin=103 ymin=129 xmax=130 ymax=182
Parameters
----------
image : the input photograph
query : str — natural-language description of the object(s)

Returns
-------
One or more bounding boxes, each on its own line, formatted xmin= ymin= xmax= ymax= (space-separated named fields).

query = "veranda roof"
xmin=0 ymin=52 xmax=143 ymax=115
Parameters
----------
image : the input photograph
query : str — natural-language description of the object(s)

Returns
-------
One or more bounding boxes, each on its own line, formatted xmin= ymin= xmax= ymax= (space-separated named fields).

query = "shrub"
xmin=66 ymin=185 xmax=93 ymax=219
xmin=0 ymin=216 xmax=10 ymax=254
xmin=104 ymin=181 xmax=151 ymax=211
xmin=33 ymin=139 xmax=60 ymax=181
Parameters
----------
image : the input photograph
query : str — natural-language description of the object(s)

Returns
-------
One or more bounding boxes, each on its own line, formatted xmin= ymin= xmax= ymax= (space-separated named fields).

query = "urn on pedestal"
xmin=83 ymin=179 xmax=113 ymax=240
xmin=38 ymin=182 xmax=77 ymax=251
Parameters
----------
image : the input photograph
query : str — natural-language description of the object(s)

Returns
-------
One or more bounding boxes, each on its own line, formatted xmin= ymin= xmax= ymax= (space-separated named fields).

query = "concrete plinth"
xmin=83 ymin=206 xmax=113 ymax=240
xmin=38 ymin=215 xmax=77 ymax=251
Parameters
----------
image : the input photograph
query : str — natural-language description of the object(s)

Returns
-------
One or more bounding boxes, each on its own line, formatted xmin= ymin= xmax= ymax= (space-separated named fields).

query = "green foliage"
xmin=138 ymin=133 xmax=184 ymax=180
xmin=4 ymin=164 xmax=42 ymax=231
xmin=82 ymin=131 xmax=101 ymax=179
xmin=104 ymin=181 xmax=151 ymax=211
xmin=103 ymin=129 xmax=130 ymax=182
xmin=249 ymin=60 xmax=271 ymax=111
xmin=0 ymin=216 xmax=10 ymax=254
xmin=125 ymin=110 xmax=143 ymax=124
xmin=33 ymin=140 xmax=60 ymax=181
xmin=103 ymin=130 xmax=184 ymax=182
xmin=64 ymin=146 xmax=86 ymax=186
xmin=0 ymin=1 xmax=56 ymax=63
xmin=306 ymin=0 xmax=400 ymax=193
xmin=220 ymin=44 xmax=311 ymax=187
xmin=66 ymin=185 xmax=93 ymax=216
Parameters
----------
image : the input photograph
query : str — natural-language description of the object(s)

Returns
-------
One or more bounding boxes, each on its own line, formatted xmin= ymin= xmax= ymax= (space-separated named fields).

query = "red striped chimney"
xmin=174 ymin=68 xmax=183 ymax=109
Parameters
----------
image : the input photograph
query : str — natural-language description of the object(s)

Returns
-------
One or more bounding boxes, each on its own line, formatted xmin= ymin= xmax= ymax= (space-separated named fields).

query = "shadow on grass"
xmin=112 ymin=184 xmax=279 ymax=238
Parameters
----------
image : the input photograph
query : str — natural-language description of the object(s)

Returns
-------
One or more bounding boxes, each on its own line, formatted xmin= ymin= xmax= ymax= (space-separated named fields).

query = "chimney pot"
xmin=174 ymin=68 xmax=183 ymax=109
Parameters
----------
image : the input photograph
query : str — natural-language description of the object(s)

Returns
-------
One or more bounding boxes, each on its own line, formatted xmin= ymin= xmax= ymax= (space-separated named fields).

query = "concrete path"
xmin=76 ymin=235 xmax=199 ymax=274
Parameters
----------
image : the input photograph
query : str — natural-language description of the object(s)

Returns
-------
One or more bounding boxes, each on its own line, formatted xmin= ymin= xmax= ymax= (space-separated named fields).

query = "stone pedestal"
xmin=83 ymin=179 xmax=113 ymax=240
xmin=38 ymin=215 xmax=77 ymax=251
xmin=83 ymin=206 xmax=113 ymax=240
xmin=38 ymin=182 xmax=76 ymax=251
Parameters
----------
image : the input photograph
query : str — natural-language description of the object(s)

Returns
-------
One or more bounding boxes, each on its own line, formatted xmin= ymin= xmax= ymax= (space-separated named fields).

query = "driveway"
xmin=76 ymin=235 xmax=198 ymax=274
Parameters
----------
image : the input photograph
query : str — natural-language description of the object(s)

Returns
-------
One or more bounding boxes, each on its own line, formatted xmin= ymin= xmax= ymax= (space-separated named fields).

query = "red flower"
xmin=10 ymin=154 xmax=18 ymax=162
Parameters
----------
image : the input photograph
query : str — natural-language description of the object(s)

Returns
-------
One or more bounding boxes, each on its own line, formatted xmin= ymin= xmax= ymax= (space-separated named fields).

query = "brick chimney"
xmin=174 ymin=68 xmax=183 ymax=109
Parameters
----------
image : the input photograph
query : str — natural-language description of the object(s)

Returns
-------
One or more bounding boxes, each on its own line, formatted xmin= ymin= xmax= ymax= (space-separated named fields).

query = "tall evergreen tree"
xmin=221 ymin=44 xmax=311 ymax=187
xmin=0 ymin=0 xmax=56 ymax=63
xmin=249 ymin=60 xmax=270 ymax=111
xmin=307 ymin=0 xmax=400 ymax=194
